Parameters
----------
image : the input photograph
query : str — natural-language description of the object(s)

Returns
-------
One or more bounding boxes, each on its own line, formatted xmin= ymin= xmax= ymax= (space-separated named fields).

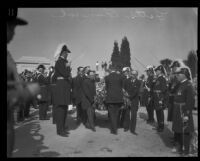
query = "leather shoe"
xmin=111 ymin=131 xmax=118 ymax=135
xmin=57 ymin=132 xmax=68 ymax=137
xmin=64 ymin=130 xmax=70 ymax=134
xmin=91 ymin=127 xmax=96 ymax=132
xmin=124 ymin=128 xmax=129 ymax=132
xmin=131 ymin=131 xmax=138 ymax=135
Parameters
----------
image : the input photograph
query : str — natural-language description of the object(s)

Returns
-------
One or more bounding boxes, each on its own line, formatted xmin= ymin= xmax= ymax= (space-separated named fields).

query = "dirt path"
xmin=12 ymin=106 xmax=198 ymax=157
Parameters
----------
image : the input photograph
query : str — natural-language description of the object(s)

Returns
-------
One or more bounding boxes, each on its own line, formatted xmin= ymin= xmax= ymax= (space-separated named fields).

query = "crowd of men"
xmin=7 ymin=8 xmax=197 ymax=157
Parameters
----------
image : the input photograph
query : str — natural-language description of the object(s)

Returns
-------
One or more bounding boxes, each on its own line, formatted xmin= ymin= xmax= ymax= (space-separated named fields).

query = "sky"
xmin=8 ymin=8 xmax=197 ymax=76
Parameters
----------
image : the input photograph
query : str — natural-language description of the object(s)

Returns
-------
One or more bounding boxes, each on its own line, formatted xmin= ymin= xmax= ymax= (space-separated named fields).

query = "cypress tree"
xmin=110 ymin=41 xmax=120 ymax=69
xmin=120 ymin=36 xmax=131 ymax=68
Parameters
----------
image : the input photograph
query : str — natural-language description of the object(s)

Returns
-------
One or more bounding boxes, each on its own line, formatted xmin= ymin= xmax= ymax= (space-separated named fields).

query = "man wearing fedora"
xmin=7 ymin=8 xmax=40 ymax=157
xmin=54 ymin=44 xmax=72 ymax=137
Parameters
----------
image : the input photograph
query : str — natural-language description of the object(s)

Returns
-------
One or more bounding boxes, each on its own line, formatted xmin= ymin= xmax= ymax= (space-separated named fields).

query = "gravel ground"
xmin=12 ymin=106 xmax=198 ymax=157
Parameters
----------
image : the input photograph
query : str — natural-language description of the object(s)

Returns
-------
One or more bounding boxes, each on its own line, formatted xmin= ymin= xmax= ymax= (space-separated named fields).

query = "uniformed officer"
xmin=153 ymin=65 xmax=168 ymax=132
xmin=144 ymin=66 xmax=156 ymax=124
xmin=167 ymin=60 xmax=185 ymax=150
xmin=54 ymin=44 xmax=72 ymax=137
xmin=171 ymin=66 xmax=195 ymax=156
xmin=7 ymin=8 xmax=40 ymax=157
xmin=105 ymin=65 xmax=124 ymax=135
xmin=37 ymin=64 xmax=49 ymax=120
xmin=123 ymin=70 xmax=141 ymax=135
xmin=82 ymin=70 xmax=97 ymax=131
xmin=168 ymin=60 xmax=185 ymax=122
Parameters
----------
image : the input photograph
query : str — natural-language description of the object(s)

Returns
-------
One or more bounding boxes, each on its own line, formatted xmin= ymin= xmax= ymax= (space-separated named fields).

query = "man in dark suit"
xmin=48 ymin=66 xmax=57 ymax=124
xmin=118 ymin=67 xmax=131 ymax=128
xmin=54 ymin=44 xmax=72 ymax=137
xmin=37 ymin=64 xmax=49 ymax=120
xmin=123 ymin=70 xmax=141 ymax=135
xmin=72 ymin=66 xmax=84 ymax=125
xmin=81 ymin=70 xmax=97 ymax=131
xmin=105 ymin=66 xmax=124 ymax=135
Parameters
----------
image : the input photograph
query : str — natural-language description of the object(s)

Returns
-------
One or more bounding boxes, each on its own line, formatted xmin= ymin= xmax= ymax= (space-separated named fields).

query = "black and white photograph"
xmin=7 ymin=7 xmax=198 ymax=157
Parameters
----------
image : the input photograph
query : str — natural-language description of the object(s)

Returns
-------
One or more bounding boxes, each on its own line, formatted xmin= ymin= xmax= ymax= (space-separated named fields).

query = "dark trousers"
xmin=167 ymin=96 xmax=174 ymax=122
xmin=123 ymin=105 xmax=138 ymax=132
xmin=76 ymin=103 xmax=82 ymax=121
xmin=82 ymin=108 xmax=88 ymax=125
xmin=121 ymin=108 xmax=130 ymax=129
xmin=155 ymin=109 xmax=164 ymax=129
xmin=24 ymin=101 xmax=31 ymax=118
xmin=118 ymin=108 xmax=126 ymax=128
xmin=146 ymin=99 xmax=155 ymax=121
xmin=52 ymin=104 xmax=56 ymax=124
xmin=107 ymin=103 xmax=122 ymax=133
xmin=175 ymin=132 xmax=191 ymax=154
xmin=86 ymin=106 xmax=95 ymax=129
xmin=39 ymin=102 xmax=48 ymax=119
xmin=55 ymin=105 xmax=68 ymax=134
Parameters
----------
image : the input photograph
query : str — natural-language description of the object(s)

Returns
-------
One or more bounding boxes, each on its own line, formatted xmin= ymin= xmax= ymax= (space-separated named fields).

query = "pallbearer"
xmin=105 ymin=65 xmax=124 ymax=135
xmin=153 ymin=65 xmax=168 ymax=132
xmin=37 ymin=64 xmax=49 ymax=120
xmin=172 ymin=66 xmax=195 ymax=156
xmin=54 ymin=44 xmax=72 ymax=137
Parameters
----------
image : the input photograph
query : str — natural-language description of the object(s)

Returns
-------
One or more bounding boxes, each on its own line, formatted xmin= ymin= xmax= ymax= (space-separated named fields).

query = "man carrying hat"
xmin=54 ymin=44 xmax=72 ymax=137
xmin=123 ymin=70 xmax=141 ymax=135
xmin=152 ymin=65 xmax=168 ymax=132
xmin=7 ymin=8 xmax=40 ymax=157
xmin=37 ymin=64 xmax=49 ymax=120
xmin=171 ymin=66 xmax=195 ymax=156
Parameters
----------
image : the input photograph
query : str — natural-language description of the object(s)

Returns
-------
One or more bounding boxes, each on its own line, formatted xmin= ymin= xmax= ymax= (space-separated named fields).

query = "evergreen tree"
xmin=186 ymin=50 xmax=198 ymax=78
xmin=110 ymin=41 xmax=121 ymax=69
xmin=120 ymin=36 xmax=131 ymax=68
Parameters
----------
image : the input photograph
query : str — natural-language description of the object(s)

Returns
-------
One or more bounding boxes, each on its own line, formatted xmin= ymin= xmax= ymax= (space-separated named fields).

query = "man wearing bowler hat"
xmin=7 ymin=8 xmax=40 ymax=157
xmin=54 ymin=44 xmax=72 ymax=137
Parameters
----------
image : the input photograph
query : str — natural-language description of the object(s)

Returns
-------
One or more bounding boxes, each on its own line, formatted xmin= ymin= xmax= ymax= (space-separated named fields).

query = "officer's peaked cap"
xmin=174 ymin=67 xmax=192 ymax=80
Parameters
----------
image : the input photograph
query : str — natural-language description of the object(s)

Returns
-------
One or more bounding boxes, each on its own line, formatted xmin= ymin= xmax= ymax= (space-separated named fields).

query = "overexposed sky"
xmin=8 ymin=8 xmax=197 ymax=76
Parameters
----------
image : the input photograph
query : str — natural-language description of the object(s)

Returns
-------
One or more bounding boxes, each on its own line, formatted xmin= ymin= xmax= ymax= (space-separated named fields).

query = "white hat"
xmin=122 ymin=67 xmax=130 ymax=72
xmin=54 ymin=43 xmax=67 ymax=60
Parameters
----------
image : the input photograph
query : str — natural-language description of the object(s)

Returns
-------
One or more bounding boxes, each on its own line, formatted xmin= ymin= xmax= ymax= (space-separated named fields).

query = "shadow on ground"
xmin=13 ymin=116 xmax=60 ymax=157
